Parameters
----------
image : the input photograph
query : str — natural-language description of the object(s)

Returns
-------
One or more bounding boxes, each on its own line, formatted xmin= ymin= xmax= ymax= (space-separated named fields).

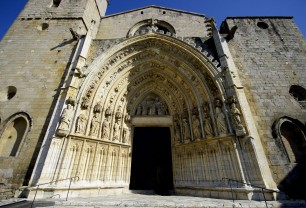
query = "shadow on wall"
xmin=277 ymin=120 xmax=306 ymax=200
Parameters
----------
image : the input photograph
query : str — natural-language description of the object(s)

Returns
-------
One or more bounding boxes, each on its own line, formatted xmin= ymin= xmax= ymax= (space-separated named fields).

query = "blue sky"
xmin=1 ymin=0 xmax=306 ymax=40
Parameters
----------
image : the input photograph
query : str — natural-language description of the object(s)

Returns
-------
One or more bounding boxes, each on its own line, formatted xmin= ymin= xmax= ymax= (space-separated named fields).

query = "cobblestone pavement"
xmin=2 ymin=193 xmax=306 ymax=207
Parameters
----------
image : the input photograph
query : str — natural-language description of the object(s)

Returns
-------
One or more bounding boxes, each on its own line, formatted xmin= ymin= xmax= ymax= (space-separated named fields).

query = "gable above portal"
xmin=97 ymin=6 xmax=211 ymax=39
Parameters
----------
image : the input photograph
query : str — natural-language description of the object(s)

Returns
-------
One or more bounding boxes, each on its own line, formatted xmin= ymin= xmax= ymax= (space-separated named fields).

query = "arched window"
xmin=0 ymin=113 xmax=31 ymax=157
xmin=273 ymin=117 xmax=306 ymax=164
xmin=280 ymin=121 xmax=306 ymax=163
xmin=289 ymin=85 xmax=306 ymax=108
xmin=273 ymin=117 xmax=306 ymax=199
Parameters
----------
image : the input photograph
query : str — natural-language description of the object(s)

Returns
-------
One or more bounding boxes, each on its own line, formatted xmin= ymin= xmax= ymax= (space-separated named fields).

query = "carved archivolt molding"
xmin=57 ymin=32 xmax=239 ymax=144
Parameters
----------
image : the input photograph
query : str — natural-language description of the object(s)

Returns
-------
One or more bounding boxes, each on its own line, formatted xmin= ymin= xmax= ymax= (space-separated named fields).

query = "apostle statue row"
xmin=174 ymin=97 xmax=246 ymax=144
xmin=57 ymin=103 xmax=131 ymax=144
xmin=57 ymin=96 xmax=246 ymax=144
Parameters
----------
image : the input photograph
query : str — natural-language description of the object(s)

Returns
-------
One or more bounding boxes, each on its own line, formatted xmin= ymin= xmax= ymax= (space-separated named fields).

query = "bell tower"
xmin=18 ymin=0 xmax=108 ymax=35
xmin=0 ymin=0 xmax=108 ymax=194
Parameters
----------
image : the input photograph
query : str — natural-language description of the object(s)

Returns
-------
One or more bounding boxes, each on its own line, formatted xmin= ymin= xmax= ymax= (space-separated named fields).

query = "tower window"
xmin=52 ymin=0 xmax=61 ymax=7
xmin=289 ymin=85 xmax=306 ymax=108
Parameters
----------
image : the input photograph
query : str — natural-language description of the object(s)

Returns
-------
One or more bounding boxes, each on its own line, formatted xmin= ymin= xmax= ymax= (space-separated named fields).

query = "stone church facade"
xmin=0 ymin=0 xmax=306 ymax=200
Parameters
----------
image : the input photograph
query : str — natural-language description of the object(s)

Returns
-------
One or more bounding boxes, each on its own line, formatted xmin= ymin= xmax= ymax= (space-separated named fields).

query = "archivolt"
xmin=72 ymin=32 xmax=226 ymax=134
xmin=85 ymin=35 xmax=222 ymax=97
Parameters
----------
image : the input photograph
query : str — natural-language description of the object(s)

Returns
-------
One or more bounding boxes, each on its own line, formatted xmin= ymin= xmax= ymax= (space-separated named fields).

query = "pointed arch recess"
xmin=272 ymin=116 xmax=306 ymax=163
xmin=0 ymin=112 xmax=32 ymax=157
xmin=75 ymin=33 xmax=225 ymax=128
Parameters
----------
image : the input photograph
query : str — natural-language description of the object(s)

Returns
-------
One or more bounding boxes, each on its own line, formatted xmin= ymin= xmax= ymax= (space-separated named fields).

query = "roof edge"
xmin=104 ymin=5 xmax=206 ymax=19
xmin=226 ymin=16 xmax=293 ymax=20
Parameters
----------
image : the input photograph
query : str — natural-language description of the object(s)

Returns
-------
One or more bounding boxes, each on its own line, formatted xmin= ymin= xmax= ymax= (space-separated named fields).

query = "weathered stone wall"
xmin=97 ymin=6 xmax=210 ymax=39
xmin=0 ymin=18 xmax=83 ymax=189
xmin=19 ymin=0 xmax=107 ymax=30
xmin=223 ymin=17 xmax=306 ymax=184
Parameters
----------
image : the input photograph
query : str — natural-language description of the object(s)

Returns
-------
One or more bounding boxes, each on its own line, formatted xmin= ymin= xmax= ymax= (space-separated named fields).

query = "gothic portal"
xmin=31 ymin=25 xmax=272 ymax=200
xmin=1 ymin=0 xmax=306 ymax=201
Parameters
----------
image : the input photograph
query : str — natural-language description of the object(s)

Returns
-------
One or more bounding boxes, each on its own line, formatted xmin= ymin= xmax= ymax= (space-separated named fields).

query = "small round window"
xmin=257 ymin=21 xmax=269 ymax=29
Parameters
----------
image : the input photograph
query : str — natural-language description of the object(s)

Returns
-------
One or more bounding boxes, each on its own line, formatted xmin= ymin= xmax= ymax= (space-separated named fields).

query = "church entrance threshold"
xmin=129 ymin=127 xmax=173 ymax=195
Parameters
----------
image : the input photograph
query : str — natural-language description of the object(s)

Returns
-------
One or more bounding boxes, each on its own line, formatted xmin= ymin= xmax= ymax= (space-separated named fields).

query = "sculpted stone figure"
xmin=230 ymin=102 xmax=246 ymax=137
xmin=89 ymin=114 xmax=100 ymax=136
xmin=174 ymin=122 xmax=182 ymax=143
xmin=113 ymin=120 xmax=121 ymax=141
xmin=192 ymin=115 xmax=201 ymax=141
xmin=148 ymin=100 xmax=156 ymax=115
xmin=136 ymin=104 xmax=142 ymax=115
xmin=115 ymin=106 xmax=123 ymax=120
xmin=203 ymin=103 xmax=213 ymax=137
xmin=76 ymin=113 xmax=87 ymax=134
xmin=215 ymin=99 xmax=227 ymax=136
xmin=101 ymin=117 xmax=110 ymax=140
xmin=182 ymin=118 xmax=191 ymax=142
xmin=58 ymin=104 xmax=73 ymax=131
xmin=122 ymin=127 xmax=130 ymax=144
xmin=105 ymin=106 xmax=112 ymax=117
xmin=156 ymin=99 xmax=167 ymax=115
xmin=141 ymin=101 xmax=148 ymax=115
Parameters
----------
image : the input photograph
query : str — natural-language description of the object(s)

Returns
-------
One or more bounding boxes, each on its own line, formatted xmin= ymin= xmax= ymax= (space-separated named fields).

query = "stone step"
xmin=1 ymin=194 xmax=306 ymax=208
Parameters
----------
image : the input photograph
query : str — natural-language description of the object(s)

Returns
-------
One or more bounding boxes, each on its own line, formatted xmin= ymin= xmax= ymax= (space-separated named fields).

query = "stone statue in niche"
xmin=182 ymin=118 xmax=191 ymax=143
xmin=105 ymin=106 xmax=112 ymax=117
xmin=174 ymin=122 xmax=182 ymax=143
xmin=215 ymin=99 xmax=227 ymax=136
xmin=76 ymin=113 xmax=87 ymax=134
xmin=148 ymin=100 xmax=156 ymax=115
xmin=156 ymin=99 xmax=168 ymax=115
xmin=140 ymin=101 xmax=147 ymax=115
xmin=94 ymin=102 xmax=102 ymax=114
xmin=81 ymin=97 xmax=89 ymax=109
xmin=136 ymin=104 xmax=142 ymax=115
xmin=203 ymin=103 xmax=213 ymax=137
xmin=58 ymin=104 xmax=74 ymax=131
xmin=89 ymin=114 xmax=100 ymax=136
xmin=122 ymin=127 xmax=130 ymax=144
xmin=137 ymin=95 xmax=168 ymax=116
xmin=115 ymin=106 xmax=123 ymax=120
xmin=113 ymin=120 xmax=121 ymax=142
xmin=101 ymin=117 xmax=110 ymax=140
xmin=192 ymin=115 xmax=201 ymax=141
xmin=228 ymin=96 xmax=246 ymax=137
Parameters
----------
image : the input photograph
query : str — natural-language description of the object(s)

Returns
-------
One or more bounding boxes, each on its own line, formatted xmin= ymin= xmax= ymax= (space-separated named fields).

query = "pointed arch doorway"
xmin=129 ymin=127 xmax=173 ymax=195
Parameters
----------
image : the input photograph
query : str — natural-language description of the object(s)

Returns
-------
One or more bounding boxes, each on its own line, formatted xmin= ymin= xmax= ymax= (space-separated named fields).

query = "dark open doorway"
xmin=129 ymin=127 xmax=173 ymax=195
